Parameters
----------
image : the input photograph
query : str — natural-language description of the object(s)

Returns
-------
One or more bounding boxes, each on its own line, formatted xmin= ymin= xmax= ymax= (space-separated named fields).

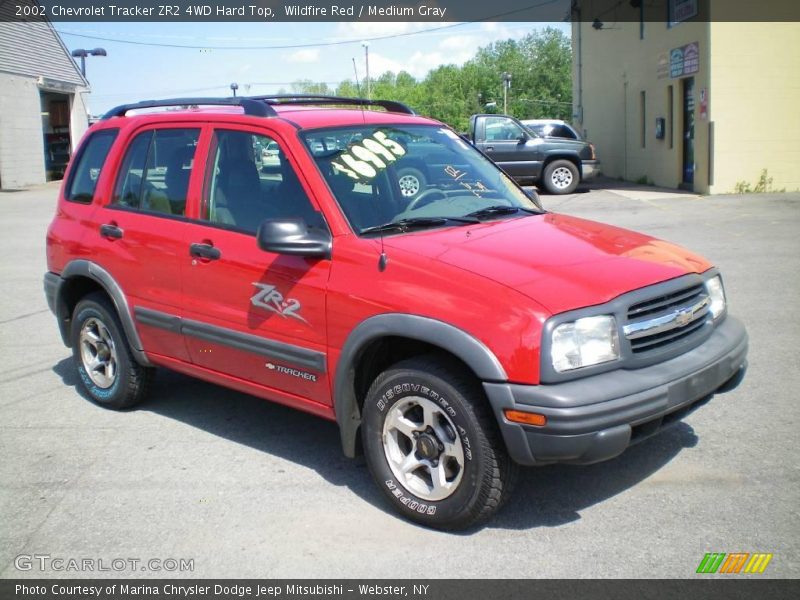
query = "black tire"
xmin=70 ymin=292 xmax=153 ymax=409
xmin=361 ymin=355 xmax=518 ymax=530
xmin=542 ymin=159 xmax=580 ymax=194
xmin=396 ymin=167 xmax=427 ymax=200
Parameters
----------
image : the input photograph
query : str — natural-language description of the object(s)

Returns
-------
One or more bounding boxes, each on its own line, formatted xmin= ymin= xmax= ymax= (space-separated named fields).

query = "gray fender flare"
xmin=334 ymin=313 xmax=507 ymax=457
xmin=58 ymin=260 xmax=152 ymax=366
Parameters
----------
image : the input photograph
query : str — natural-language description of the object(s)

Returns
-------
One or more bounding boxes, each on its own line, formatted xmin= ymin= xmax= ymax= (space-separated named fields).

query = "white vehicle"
xmin=261 ymin=140 xmax=280 ymax=167
xmin=521 ymin=119 xmax=583 ymax=140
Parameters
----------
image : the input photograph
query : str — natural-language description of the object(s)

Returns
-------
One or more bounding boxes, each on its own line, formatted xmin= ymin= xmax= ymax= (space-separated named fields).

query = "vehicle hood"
xmin=383 ymin=213 xmax=712 ymax=315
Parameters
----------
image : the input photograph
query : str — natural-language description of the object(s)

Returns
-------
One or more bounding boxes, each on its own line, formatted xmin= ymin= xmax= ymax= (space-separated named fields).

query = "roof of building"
xmin=0 ymin=1 xmax=89 ymax=88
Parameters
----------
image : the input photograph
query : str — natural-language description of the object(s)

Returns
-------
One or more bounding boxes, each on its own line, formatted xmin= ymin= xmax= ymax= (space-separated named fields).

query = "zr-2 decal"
xmin=251 ymin=283 xmax=307 ymax=323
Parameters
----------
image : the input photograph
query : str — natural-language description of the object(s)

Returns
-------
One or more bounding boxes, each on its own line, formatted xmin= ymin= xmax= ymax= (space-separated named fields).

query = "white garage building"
xmin=0 ymin=8 xmax=90 ymax=189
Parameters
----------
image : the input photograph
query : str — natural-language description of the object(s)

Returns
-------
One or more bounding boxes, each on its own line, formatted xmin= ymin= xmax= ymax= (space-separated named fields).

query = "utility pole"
xmin=361 ymin=41 xmax=371 ymax=100
xmin=502 ymin=72 xmax=512 ymax=114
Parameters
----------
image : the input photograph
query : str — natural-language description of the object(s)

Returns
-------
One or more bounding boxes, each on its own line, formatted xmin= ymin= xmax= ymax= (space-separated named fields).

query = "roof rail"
xmin=249 ymin=94 xmax=416 ymax=115
xmin=101 ymin=97 xmax=277 ymax=120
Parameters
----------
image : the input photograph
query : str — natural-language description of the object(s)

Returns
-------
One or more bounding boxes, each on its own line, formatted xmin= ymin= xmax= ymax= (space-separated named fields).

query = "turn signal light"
xmin=504 ymin=409 xmax=547 ymax=426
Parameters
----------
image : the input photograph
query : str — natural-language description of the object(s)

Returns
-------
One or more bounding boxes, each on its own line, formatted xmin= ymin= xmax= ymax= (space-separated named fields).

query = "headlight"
xmin=705 ymin=275 xmax=726 ymax=319
xmin=551 ymin=315 xmax=620 ymax=373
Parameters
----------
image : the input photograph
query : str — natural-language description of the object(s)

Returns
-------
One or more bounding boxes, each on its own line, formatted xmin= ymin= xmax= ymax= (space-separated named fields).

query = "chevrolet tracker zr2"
xmin=44 ymin=95 xmax=748 ymax=530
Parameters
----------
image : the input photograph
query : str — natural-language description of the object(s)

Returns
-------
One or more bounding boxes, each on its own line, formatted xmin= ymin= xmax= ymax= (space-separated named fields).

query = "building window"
xmin=667 ymin=85 xmax=674 ymax=149
xmin=668 ymin=0 xmax=698 ymax=27
xmin=640 ymin=91 xmax=646 ymax=148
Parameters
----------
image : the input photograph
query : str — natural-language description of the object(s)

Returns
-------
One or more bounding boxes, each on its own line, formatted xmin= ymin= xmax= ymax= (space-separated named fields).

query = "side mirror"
xmin=518 ymin=131 xmax=531 ymax=142
xmin=256 ymin=218 xmax=331 ymax=259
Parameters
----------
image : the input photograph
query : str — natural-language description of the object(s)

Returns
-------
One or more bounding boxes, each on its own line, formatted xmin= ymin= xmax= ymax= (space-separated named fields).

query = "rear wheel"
xmin=71 ymin=292 xmax=153 ymax=409
xmin=543 ymin=159 xmax=580 ymax=194
xmin=361 ymin=356 xmax=517 ymax=530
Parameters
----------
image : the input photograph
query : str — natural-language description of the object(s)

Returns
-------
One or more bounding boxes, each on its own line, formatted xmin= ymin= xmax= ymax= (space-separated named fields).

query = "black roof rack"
xmin=249 ymin=94 xmax=416 ymax=115
xmin=101 ymin=97 xmax=277 ymax=120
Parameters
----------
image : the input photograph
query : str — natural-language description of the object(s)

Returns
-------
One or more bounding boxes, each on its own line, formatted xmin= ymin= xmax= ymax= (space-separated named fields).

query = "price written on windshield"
xmin=332 ymin=132 xmax=407 ymax=181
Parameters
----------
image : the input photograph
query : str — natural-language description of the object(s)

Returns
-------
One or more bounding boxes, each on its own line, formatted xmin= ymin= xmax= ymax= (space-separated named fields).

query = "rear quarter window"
xmin=64 ymin=129 xmax=119 ymax=203
xmin=552 ymin=125 xmax=578 ymax=139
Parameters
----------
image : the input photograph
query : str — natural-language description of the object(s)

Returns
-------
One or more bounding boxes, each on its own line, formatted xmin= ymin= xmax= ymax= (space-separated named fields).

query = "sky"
xmin=56 ymin=21 xmax=571 ymax=115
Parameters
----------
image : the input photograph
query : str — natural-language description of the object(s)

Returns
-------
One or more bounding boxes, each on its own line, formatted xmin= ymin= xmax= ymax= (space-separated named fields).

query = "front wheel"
xmin=361 ymin=356 xmax=517 ymax=530
xmin=542 ymin=159 xmax=580 ymax=194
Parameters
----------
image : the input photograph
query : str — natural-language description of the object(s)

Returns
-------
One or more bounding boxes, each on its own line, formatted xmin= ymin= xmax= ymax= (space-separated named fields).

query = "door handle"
xmin=485 ymin=146 xmax=494 ymax=151
xmin=99 ymin=223 xmax=123 ymax=240
xmin=189 ymin=242 xmax=221 ymax=261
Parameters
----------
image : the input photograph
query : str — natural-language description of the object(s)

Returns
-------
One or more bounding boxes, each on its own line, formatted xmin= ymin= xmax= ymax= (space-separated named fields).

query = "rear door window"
xmin=64 ymin=129 xmax=119 ymax=203
xmin=112 ymin=128 xmax=200 ymax=216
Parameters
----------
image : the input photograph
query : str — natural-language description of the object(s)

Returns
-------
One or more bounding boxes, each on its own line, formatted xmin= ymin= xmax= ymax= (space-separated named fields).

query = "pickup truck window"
xmin=483 ymin=117 xmax=528 ymax=142
xmin=303 ymin=124 xmax=540 ymax=234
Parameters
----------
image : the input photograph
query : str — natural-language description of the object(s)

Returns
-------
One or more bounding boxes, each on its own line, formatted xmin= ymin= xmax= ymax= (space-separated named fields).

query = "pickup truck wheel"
xmin=543 ymin=159 xmax=580 ymax=194
xmin=361 ymin=356 xmax=517 ymax=530
xmin=70 ymin=292 xmax=153 ymax=409
xmin=397 ymin=167 xmax=426 ymax=199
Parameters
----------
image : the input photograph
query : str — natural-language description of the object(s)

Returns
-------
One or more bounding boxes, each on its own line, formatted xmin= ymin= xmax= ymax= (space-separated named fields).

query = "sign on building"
xmin=657 ymin=52 xmax=669 ymax=79
xmin=669 ymin=0 xmax=698 ymax=26
xmin=669 ymin=42 xmax=699 ymax=78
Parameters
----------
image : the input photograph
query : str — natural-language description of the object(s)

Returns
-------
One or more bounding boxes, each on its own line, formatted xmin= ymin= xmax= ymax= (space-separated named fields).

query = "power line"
xmin=56 ymin=0 xmax=561 ymax=50
xmin=91 ymin=81 xmax=347 ymax=98
xmin=56 ymin=21 xmax=545 ymax=45
xmin=55 ymin=23 xmax=462 ymax=50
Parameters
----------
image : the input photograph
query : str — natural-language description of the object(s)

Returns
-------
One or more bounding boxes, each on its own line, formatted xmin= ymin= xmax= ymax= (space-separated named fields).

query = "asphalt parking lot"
xmin=1 ymin=181 xmax=798 ymax=579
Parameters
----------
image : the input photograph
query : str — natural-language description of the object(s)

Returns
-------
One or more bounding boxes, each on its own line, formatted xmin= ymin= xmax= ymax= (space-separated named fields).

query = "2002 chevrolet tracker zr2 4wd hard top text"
xmin=44 ymin=95 xmax=748 ymax=530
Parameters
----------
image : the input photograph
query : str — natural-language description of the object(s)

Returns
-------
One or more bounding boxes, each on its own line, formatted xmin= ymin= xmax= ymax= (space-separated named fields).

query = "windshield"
xmin=301 ymin=124 xmax=542 ymax=235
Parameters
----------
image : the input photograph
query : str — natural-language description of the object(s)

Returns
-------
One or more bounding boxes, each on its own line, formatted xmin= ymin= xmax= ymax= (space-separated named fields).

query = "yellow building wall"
xmin=708 ymin=22 xmax=800 ymax=193
xmin=573 ymin=19 xmax=711 ymax=191
xmin=574 ymin=19 xmax=800 ymax=194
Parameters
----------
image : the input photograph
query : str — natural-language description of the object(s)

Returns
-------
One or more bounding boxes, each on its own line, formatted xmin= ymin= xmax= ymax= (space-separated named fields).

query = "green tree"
xmin=284 ymin=79 xmax=332 ymax=95
xmin=282 ymin=28 xmax=573 ymax=129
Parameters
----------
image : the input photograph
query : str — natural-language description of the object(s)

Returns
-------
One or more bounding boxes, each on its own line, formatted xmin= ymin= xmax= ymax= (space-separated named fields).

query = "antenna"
xmin=352 ymin=58 xmax=362 ymax=97
xmin=377 ymin=182 xmax=388 ymax=271
xmin=351 ymin=57 xmax=367 ymax=124
xmin=378 ymin=231 xmax=388 ymax=271
xmin=351 ymin=58 xmax=380 ymax=265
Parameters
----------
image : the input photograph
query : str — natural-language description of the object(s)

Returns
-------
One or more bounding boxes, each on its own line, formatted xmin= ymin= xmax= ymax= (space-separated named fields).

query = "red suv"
xmin=44 ymin=96 xmax=748 ymax=530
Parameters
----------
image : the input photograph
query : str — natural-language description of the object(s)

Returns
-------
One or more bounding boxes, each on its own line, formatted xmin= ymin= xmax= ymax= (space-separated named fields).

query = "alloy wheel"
xmin=382 ymin=395 xmax=465 ymax=501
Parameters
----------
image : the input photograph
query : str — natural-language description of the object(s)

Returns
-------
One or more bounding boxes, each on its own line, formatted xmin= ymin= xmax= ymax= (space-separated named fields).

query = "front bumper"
xmin=484 ymin=316 xmax=748 ymax=466
xmin=581 ymin=160 xmax=601 ymax=180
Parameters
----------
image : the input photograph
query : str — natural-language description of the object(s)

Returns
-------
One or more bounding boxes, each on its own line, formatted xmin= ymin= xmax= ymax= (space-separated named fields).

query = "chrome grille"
xmin=624 ymin=283 xmax=710 ymax=354
xmin=627 ymin=283 xmax=705 ymax=319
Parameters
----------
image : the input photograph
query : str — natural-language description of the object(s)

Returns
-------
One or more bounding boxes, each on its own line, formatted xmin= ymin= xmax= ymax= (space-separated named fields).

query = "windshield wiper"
xmin=465 ymin=205 xmax=541 ymax=220
xmin=360 ymin=216 xmax=477 ymax=235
